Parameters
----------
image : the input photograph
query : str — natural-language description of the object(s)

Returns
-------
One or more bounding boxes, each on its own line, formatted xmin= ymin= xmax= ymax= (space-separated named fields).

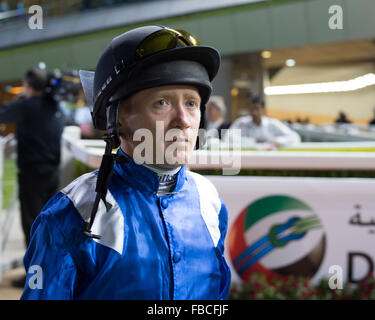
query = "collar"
xmin=249 ymin=115 xmax=268 ymax=127
xmin=113 ymin=148 xmax=187 ymax=195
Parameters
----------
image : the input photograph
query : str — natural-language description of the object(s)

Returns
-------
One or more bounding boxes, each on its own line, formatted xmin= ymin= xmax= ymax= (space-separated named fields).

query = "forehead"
xmin=249 ymin=102 xmax=263 ymax=109
xmin=133 ymin=84 xmax=201 ymax=99
xmin=207 ymin=102 xmax=219 ymax=109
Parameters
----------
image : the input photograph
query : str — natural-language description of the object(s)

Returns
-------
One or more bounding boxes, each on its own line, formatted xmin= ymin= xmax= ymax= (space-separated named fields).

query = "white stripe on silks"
xmin=187 ymin=171 xmax=221 ymax=247
xmin=61 ymin=172 xmax=124 ymax=255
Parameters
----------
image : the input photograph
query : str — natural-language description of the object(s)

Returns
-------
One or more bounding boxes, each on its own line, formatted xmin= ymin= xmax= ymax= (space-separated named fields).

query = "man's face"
xmin=249 ymin=102 xmax=264 ymax=125
xmin=118 ymin=84 xmax=201 ymax=168
xmin=206 ymin=103 xmax=222 ymax=122
xmin=22 ymin=81 xmax=34 ymax=98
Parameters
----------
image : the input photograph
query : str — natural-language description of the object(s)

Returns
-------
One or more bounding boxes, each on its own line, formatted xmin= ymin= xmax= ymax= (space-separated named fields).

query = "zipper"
xmin=157 ymin=195 xmax=175 ymax=299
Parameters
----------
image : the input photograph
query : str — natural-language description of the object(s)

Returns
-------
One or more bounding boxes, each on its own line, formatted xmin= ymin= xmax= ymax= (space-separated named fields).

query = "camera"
xmin=45 ymin=68 xmax=81 ymax=103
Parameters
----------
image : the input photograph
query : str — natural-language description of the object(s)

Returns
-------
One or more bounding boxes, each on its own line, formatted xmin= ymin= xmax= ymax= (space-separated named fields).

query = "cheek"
xmin=192 ymin=109 xmax=201 ymax=128
xmin=121 ymin=113 xmax=137 ymax=131
xmin=189 ymin=111 xmax=201 ymax=144
xmin=119 ymin=114 xmax=137 ymax=140
xmin=120 ymin=111 xmax=156 ymax=136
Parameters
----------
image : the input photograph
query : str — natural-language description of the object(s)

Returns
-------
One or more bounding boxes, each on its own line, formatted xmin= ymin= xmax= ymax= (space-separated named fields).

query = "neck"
xmin=143 ymin=163 xmax=181 ymax=175
xmin=253 ymin=117 xmax=262 ymax=126
xmin=142 ymin=163 xmax=181 ymax=196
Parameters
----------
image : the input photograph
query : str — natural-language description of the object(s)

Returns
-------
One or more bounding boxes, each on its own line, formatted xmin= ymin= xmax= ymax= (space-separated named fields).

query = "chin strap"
xmin=83 ymin=102 xmax=122 ymax=239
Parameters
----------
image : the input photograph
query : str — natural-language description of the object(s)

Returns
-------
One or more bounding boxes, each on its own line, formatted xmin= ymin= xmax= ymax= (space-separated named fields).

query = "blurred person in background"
xmin=223 ymin=96 xmax=301 ymax=149
xmin=204 ymin=95 xmax=231 ymax=138
xmin=73 ymin=95 xmax=94 ymax=138
xmin=0 ymin=68 xmax=66 ymax=287
xmin=368 ymin=106 xmax=375 ymax=126
xmin=0 ymin=0 xmax=9 ymax=12
xmin=203 ymin=95 xmax=231 ymax=148
xmin=335 ymin=111 xmax=352 ymax=124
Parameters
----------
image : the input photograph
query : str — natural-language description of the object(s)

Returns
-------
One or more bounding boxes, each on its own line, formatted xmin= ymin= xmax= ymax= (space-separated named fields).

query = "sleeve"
xmin=217 ymin=198 xmax=231 ymax=300
xmin=0 ymin=100 xmax=25 ymax=123
xmin=20 ymin=211 xmax=78 ymax=300
xmin=270 ymin=119 xmax=301 ymax=147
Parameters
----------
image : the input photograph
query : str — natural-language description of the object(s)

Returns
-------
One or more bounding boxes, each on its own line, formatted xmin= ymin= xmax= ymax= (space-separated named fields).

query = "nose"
xmin=171 ymin=100 xmax=191 ymax=129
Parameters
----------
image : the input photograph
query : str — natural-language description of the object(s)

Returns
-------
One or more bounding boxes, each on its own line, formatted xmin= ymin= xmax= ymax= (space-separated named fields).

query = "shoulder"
xmin=232 ymin=116 xmax=251 ymax=126
xmin=186 ymin=171 xmax=226 ymax=247
xmin=0 ymin=99 xmax=26 ymax=113
xmin=61 ymin=170 xmax=125 ymax=255
xmin=39 ymin=171 xmax=99 ymax=238
xmin=61 ymin=171 xmax=97 ymax=202
xmin=267 ymin=116 xmax=284 ymax=126
xmin=61 ymin=170 xmax=112 ymax=222
xmin=34 ymin=171 xmax=125 ymax=254
xmin=187 ymin=171 xmax=219 ymax=198
xmin=268 ymin=117 xmax=295 ymax=132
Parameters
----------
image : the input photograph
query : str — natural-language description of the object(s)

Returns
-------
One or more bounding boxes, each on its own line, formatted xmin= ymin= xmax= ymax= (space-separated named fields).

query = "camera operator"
xmin=0 ymin=68 xmax=66 ymax=286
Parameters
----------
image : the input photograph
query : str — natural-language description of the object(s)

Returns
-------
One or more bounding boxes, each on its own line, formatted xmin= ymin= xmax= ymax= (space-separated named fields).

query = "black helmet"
xmin=79 ymin=25 xmax=220 ymax=239
xmin=80 ymin=25 xmax=220 ymax=139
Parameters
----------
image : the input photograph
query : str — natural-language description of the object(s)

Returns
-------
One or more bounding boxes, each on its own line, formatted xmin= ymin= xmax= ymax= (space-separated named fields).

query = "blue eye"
xmin=187 ymin=100 xmax=198 ymax=107
xmin=156 ymin=99 xmax=166 ymax=107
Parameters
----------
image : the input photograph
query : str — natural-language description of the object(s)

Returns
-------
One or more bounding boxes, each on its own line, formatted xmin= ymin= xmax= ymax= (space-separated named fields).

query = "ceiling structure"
xmin=261 ymin=38 xmax=375 ymax=68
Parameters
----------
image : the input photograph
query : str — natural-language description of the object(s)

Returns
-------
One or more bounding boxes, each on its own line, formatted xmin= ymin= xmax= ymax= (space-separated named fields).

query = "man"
xmin=335 ymin=111 xmax=351 ymax=125
xmin=0 ymin=68 xmax=65 ymax=249
xmin=204 ymin=95 xmax=231 ymax=140
xmin=21 ymin=25 xmax=231 ymax=300
xmin=368 ymin=107 xmax=375 ymax=126
xmin=224 ymin=96 xmax=300 ymax=149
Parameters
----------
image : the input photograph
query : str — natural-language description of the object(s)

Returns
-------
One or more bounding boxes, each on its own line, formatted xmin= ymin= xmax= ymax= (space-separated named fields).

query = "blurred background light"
xmin=264 ymin=73 xmax=375 ymax=95
xmin=261 ymin=50 xmax=272 ymax=59
xmin=285 ymin=59 xmax=296 ymax=67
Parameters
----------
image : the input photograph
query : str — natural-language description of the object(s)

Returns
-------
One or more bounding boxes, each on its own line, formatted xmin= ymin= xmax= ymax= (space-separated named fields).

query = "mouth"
xmin=172 ymin=137 xmax=189 ymax=142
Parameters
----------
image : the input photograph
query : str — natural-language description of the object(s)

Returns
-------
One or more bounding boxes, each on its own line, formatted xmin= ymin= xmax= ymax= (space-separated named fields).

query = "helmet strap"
xmin=106 ymin=101 xmax=121 ymax=149
xmin=83 ymin=102 xmax=121 ymax=239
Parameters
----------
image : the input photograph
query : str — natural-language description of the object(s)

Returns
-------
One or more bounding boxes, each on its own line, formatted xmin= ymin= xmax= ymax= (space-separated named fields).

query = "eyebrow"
xmin=152 ymin=92 xmax=201 ymax=100
xmin=184 ymin=93 xmax=201 ymax=100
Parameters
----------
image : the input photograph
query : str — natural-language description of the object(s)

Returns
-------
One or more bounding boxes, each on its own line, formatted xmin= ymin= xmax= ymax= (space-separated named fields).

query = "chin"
xmin=163 ymin=141 xmax=193 ymax=165
xmin=164 ymin=150 xmax=190 ymax=166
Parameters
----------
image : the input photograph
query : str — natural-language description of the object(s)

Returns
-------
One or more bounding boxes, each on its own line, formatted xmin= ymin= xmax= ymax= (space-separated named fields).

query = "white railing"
xmin=0 ymin=134 xmax=20 ymax=281
xmin=61 ymin=128 xmax=375 ymax=171
xmin=289 ymin=123 xmax=375 ymax=142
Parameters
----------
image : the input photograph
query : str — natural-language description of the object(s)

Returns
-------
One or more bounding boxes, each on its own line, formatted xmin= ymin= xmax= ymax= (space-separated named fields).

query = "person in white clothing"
xmin=223 ymin=96 xmax=301 ymax=149
xmin=204 ymin=96 xmax=231 ymax=148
